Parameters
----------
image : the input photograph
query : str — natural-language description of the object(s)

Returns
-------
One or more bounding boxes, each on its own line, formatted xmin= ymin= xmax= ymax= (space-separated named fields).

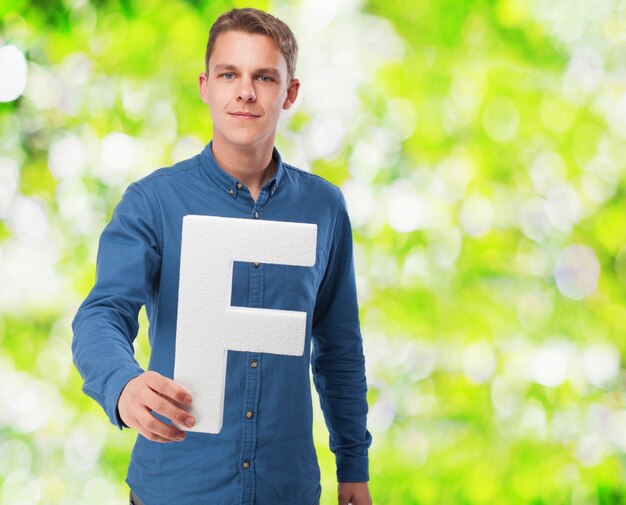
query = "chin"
xmin=221 ymin=130 xmax=271 ymax=148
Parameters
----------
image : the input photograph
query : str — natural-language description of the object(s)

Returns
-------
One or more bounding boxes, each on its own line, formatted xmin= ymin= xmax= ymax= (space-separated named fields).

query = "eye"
xmin=221 ymin=72 xmax=235 ymax=80
xmin=257 ymin=75 xmax=274 ymax=83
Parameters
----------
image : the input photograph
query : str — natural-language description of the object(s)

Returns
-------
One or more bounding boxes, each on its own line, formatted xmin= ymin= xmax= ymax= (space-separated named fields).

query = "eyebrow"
xmin=255 ymin=67 xmax=281 ymax=79
xmin=213 ymin=64 xmax=281 ymax=79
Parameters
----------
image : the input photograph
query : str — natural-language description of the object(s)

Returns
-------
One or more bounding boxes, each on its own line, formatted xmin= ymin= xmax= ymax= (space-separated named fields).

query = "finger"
xmin=136 ymin=426 xmax=172 ymax=443
xmin=121 ymin=411 xmax=172 ymax=443
xmin=142 ymin=387 xmax=195 ymax=428
xmin=137 ymin=409 xmax=186 ymax=442
xmin=145 ymin=371 xmax=193 ymax=406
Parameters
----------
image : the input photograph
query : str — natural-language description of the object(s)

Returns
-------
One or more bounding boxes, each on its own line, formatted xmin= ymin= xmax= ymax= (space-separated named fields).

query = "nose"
xmin=237 ymin=78 xmax=256 ymax=102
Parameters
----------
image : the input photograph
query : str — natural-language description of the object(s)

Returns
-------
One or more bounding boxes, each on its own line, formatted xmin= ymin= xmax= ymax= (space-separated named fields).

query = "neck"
xmin=211 ymin=138 xmax=276 ymax=201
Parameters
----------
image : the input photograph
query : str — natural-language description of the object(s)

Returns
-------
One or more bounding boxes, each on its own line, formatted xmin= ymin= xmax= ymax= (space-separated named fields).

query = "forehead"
xmin=210 ymin=30 xmax=288 ymax=74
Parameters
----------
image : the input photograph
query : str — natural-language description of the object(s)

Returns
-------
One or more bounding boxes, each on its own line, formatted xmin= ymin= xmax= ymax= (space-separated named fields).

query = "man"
xmin=72 ymin=7 xmax=372 ymax=505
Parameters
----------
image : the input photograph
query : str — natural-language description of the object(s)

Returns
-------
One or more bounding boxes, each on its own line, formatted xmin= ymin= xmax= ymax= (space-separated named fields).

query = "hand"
xmin=118 ymin=370 xmax=195 ymax=443
xmin=338 ymin=482 xmax=372 ymax=505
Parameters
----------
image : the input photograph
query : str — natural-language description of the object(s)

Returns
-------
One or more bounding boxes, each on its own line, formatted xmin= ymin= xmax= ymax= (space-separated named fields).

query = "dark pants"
xmin=130 ymin=489 xmax=319 ymax=504
xmin=129 ymin=490 xmax=144 ymax=505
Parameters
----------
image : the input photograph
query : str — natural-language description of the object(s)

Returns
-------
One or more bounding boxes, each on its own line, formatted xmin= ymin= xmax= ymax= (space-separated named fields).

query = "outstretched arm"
xmin=72 ymin=183 xmax=194 ymax=440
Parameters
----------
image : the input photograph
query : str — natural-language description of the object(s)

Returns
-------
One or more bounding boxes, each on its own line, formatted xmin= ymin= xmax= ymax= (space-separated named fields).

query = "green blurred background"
xmin=2 ymin=0 xmax=626 ymax=503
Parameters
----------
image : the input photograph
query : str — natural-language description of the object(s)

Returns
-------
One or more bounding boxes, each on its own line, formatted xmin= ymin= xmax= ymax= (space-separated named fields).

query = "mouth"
xmin=229 ymin=112 xmax=261 ymax=119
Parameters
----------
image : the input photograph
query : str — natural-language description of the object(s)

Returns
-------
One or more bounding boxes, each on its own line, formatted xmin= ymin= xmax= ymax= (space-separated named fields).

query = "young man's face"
xmin=199 ymin=30 xmax=299 ymax=152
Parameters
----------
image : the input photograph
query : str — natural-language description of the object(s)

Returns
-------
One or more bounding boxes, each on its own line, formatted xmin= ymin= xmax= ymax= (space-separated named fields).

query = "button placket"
xmin=240 ymin=201 xmax=264 ymax=504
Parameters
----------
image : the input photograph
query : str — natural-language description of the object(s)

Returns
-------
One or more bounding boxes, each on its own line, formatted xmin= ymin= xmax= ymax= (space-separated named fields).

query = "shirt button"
xmin=253 ymin=211 xmax=260 ymax=219
xmin=228 ymin=188 xmax=235 ymax=196
xmin=236 ymin=182 xmax=243 ymax=189
xmin=246 ymin=410 xmax=254 ymax=419
xmin=253 ymin=262 xmax=260 ymax=268
xmin=250 ymin=359 xmax=258 ymax=368
xmin=242 ymin=460 xmax=251 ymax=469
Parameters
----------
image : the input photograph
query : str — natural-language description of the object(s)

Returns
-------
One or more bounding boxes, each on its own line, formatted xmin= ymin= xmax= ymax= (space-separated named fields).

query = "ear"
xmin=282 ymin=78 xmax=300 ymax=110
xmin=199 ymin=71 xmax=210 ymax=104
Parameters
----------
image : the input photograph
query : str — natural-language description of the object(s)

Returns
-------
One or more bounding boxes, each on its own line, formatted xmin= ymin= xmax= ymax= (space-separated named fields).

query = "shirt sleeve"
xmin=71 ymin=182 xmax=162 ymax=429
xmin=311 ymin=193 xmax=372 ymax=483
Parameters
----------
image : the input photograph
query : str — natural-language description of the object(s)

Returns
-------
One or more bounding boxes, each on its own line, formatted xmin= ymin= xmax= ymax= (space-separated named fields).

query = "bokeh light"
xmin=0 ymin=45 xmax=27 ymax=102
xmin=2 ymin=0 xmax=626 ymax=504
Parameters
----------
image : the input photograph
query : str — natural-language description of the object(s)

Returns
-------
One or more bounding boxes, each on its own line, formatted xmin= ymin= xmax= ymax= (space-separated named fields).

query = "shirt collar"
xmin=200 ymin=140 xmax=285 ymax=199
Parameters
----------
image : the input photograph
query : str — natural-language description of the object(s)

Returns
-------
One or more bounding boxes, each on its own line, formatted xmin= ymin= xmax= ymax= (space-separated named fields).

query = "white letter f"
xmin=174 ymin=215 xmax=317 ymax=434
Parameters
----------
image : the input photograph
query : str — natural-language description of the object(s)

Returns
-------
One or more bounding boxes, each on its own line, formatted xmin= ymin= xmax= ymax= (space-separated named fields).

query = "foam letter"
xmin=174 ymin=215 xmax=317 ymax=433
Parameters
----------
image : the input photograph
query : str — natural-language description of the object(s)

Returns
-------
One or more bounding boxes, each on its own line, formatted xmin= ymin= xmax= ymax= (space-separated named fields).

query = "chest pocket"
xmin=262 ymin=249 xmax=327 ymax=312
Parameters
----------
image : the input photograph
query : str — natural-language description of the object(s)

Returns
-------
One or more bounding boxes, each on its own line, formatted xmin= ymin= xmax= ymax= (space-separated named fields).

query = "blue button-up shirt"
xmin=71 ymin=142 xmax=372 ymax=505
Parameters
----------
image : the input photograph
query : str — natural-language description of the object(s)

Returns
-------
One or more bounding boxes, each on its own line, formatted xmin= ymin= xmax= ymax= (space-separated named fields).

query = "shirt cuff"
xmin=336 ymin=454 xmax=370 ymax=482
